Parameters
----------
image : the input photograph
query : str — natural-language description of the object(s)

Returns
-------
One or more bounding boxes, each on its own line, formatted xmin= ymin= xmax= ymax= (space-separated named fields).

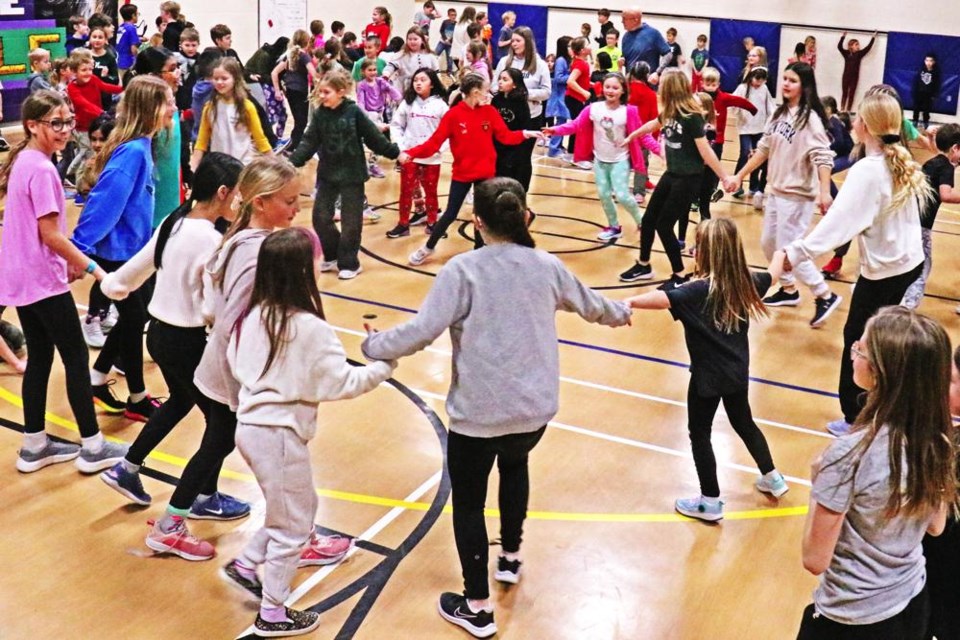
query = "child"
xmin=620 ymin=70 xmax=731 ymax=286
xmin=0 ymin=89 xmax=126 ymax=472
xmin=596 ymin=28 xmax=622 ymax=71
xmin=546 ymin=36 xmax=572 ymax=160
xmin=363 ymin=176 xmax=631 ymax=637
xmin=399 ymin=73 xmax=540 ymax=266
xmin=462 ymin=41 xmax=490 ymax=81
xmin=451 ymin=6 xmax=476 ymax=69
xmin=732 ymin=67 xmax=775 ymax=209
xmin=210 ymin=23 xmax=242 ymax=66
xmin=385 ymin=27 xmax=440 ymax=93
xmin=288 ymin=70 xmax=400 ymax=279
xmin=414 ymin=2 xmax=439 ymax=38
xmin=117 ymin=3 xmax=142 ymax=80
xmin=496 ymin=11 xmax=516 ymax=65
xmin=803 ymin=35 xmax=817 ymax=68
xmin=545 ymin=73 xmax=661 ymax=242
xmin=564 ymin=37 xmax=593 ymax=166
xmin=690 ymin=34 xmax=709 ymax=92
xmin=271 ymin=30 xmax=317 ymax=153
xmin=627 ymin=61 xmax=659 ymax=203
xmin=902 ymin=124 xmax=960 ymax=310
xmin=364 ymin=7 xmax=392 ymax=47
xmin=310 ymin=19 xmax=325 ymax=51
xmin=913 ymin=54 xmax=940 ymax=129
xmin=492 ymin=68 xmax=533 ymax=198
xmin=159 ymin=1 xmax=185 ymax=52
xmin=191 ymin=47 xmax=222 ymax=142
xmin=837 ymin=31 xmax=877 ymax=112
xmin=739 ymin=45 xmax=767 ymax=85
xmin=819 ymin=97 xmax=855 ymax=279
xmin=351 ymin=36 xmax=386 ymax=81
xmin=89 ymin=27 xmax=120 ymax=104
xmin=98 ymin=153 xmax=244 ymax=507
xmin=192 ymin=58 xmax=272 ymax=168
xmin=729 ymin=62 xmax=841 ymax=328
xmin=65 ymin=15 xmax=89 ymax=54
xmin=25 ymin=48 xmax=53 ymax=94
xmin=356 ymin=59 xmax=402 ymax=178
xmin=625 ymin=219 xmax=789 ymax=521
xmin=388 ymin=68 xmax=448 ymax=238
xmin=223 ymin=227 xmax=394 ymax=637
xmin=798 ymin=307 xmax=953 ymax=637
xmin=0 ymin=310 xmax=27 ymax=374
xmin=665 ymin=27 xmax=683 ymax=68
xmin=596 ymin=8 xmax=616 ymax=46
xmin=75 ymin=113 xmax=116 ymax=204
xmin=66 ymin=49 xmax=123 ymax=153
xmin=436 ymin=8 xmax=457 ymax=73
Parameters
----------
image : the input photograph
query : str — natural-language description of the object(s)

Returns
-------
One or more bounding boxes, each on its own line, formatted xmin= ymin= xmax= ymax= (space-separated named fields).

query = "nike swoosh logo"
xmin=206 ymin=508 xmax=223 ymax=515
xmin=454 ymin=607 xmax=478 ymax=620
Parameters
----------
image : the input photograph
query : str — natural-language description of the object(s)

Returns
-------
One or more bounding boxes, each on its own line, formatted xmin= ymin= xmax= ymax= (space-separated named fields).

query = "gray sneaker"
xmin=75 ymin=440 xmax=129 ymax=474
xmin=16 ymin=440 xmax=81 ymax=473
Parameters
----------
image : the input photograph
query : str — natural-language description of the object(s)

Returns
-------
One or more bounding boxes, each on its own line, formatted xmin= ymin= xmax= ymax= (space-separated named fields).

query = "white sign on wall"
xmin=259 ymin=0 xmax=307 ymax=44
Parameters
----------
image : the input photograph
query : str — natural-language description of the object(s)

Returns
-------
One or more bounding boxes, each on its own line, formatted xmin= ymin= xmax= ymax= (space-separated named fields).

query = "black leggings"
xmin=923 ymin=517 xmax=960 ymax=640
xmin=564 ymin=96 xmax=586 ymax=153
xmin=169 ymin=396 xmax=235 ymax=509
xmin=313 ymin=179 xmax=365 ymax=271
xmin=17 ymin=292 xmax=99 ymax=437
xmin=913 ymin=95 xmax=933 ymax=128
xmin=87 ymin=281 xmax=110 ymax=318
xmin=125 ymin=321 xmax=209 ymax=466
xmin=91 ymin=257 xmax=148 ymax=394
xmin=286 ymin=89 xmax=309 ymax=151
xmin=447 ymin=426 xmax=546 ymax=600
xmin=796 ymin=584 xmax=929 ymax=640
xmin=687 ymin=385 xmax=775 ymax=498
xmin=426 ymin=179 xmax=480 ymax=251
xmin=688 ymin=142 xmax=723 ymax=236
xmin=640 ymin=172 xmax=701 ymax=274
xmin=839 ymin=265 xmax=922 ymax=423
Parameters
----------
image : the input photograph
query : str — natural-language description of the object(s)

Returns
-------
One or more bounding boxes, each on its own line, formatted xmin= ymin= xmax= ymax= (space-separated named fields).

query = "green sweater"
xmin=289 ymin=99 xmax=399 ymax=184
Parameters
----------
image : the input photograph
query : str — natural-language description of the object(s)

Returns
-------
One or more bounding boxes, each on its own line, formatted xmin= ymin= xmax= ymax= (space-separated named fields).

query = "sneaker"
xmin=424 ymin=223 xmax=445 ymax=237
xmin=145 ymin=518 xmax=215 ymax=561
xmin=821 ymin=256 xmax=842 ymax=279
xmin=619 ymin=261 xmax=653 ymax=282
xmin=92 ymin=381 xmax=126 ymax=414
xmin=73 ymin=193 xmax=85 ymax=205
xmin=0 ymin=136 xmax=9 ymax=152
xmin=125 ymin=395 xmax=162 ymax=423
xmin=363 ymin=207 xmax=381 ymax=222
xmin=574 ymin=160 xmax=593 ymax=170
xmin=752 ymin=191 xmax=765 ymax=210
xmin=101 ymin=305 xmax=119 ymax=332
xmin=75 ymin=440 xmax=128 ymax=474
xmin=299 ymin=533 xmax=354 ymax=567
xmin=633 ymin=193 xmax=646 ymax=206
xmin=711 ymin=188 xmax=725 ymax=203
xmin=675 ymin=495 xmax=724 ymax=522
xmin=826 ymin=417 xmax=853 ymax=437
xmin=678 ymin=240 xmax=686 ymax=251
xmin=690 ymin=202 xmax=699 ymax=212
xmin=409 ymin=246 xmax=435 ymax=266
xmin=220 ymin=559 xmax=263 ymax=601
xmin=189 ymin=491 xmax=252 ymax=521
xmin=409 ymin=211 xmax=428 ymax=226
xmin=368 ymin=164 xmax=386 ymax=179
xmin=82 ymin=315 xmax=106 ymax=348
xmin=657 ymin=273 xmax=690 ymax=292
xmin=762 ymin=288 xmax=801 ymax=307
xmin=338 ymin=266 xmax=363 ymax=280
xmin=16 ymin=440 xmax=80 ymax=473
xmin=273 ymin=137 xmax=290 ymax=153
xmin=810 ymin=293 xmax=842 ymax=328
xmin=597 ymin=225 xmax=622 ymax=241
xmin=438 ymin=592 xmax=497 ymax=638
xmin=100 ymin=462 xmax=152 ymax=504
xmin=253 ymin=607 xmax=321 ymax=638
xmin=386 ymin=224 xmax=410 ymax=238
xmin=465 ymin=190 xmax=474 ymax=205
xmin=732 ymin=188 xmax=745 ymax=199
xmin=319 ymin=260 xmax=338 ymax=273
xmin=755 ymin=471 xmax=790 ymax=498
xmin=494 ymin=555 xmax=522 ymax=584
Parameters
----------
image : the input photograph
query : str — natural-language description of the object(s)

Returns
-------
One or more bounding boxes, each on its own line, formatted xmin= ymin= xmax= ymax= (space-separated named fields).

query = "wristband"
xmin=85 ymin=260 xmax=97 ymax=274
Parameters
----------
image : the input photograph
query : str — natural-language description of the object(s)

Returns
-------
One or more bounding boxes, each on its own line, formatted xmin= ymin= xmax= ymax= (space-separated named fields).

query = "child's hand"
xmin=397 ymin=152 xmax=411 ymax=165
xmin=523 ymin=130 xmax=544 ymax=141
xmin=14 ymin=358 xmax=26 ymax=375
xmin=541 ymin=127 xmax=555 ymax=137
xmin=816 ymin=191 xmax=833 ymax=214
xmin=363 ymin=322 xmax=379 ymax=336
xmin=723 ymin=176 xmax=741 ymax=193
xmin=67 ymin=263 xmax=87 ymax=283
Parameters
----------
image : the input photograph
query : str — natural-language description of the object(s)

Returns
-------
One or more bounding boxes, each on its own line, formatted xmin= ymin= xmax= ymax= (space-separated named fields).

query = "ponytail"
xmin=474 ymin=177 xmax=535 ymax=248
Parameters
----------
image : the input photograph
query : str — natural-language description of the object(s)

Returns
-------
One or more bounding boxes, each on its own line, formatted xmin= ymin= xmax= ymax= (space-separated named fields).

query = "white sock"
xmin=762 ymin=470 xmax=781 ymax=482
xmin=129 ymin=391 xmax=147 ymax=403
xmin=121 ymin=459 xmax=140 ymax=473
xmin=502 ymin=551 xmax=521 ymax=562
xmin=702 ymin=495 xmax=721 ymax=507
xmin=467 ymin=599 xmax=493 ymax=613
xmin=90 ymin=369 xmax=108 ymax=386
xmin=81 ymin=432 xmax=105 ymax=454
xmin=22 ymin=431 xmax=48 ymax=453
xmin=196 ymin=493 xmax=213 ymax=503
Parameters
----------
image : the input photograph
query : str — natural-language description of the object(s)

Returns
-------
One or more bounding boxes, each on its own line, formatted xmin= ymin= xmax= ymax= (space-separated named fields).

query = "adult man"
xmin=618 ymin=8 xmax=672 ymax=84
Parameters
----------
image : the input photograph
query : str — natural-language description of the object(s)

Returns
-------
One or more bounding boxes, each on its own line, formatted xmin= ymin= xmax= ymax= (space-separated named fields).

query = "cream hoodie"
xmin=755 ymin=105 xmax=834 ymax=199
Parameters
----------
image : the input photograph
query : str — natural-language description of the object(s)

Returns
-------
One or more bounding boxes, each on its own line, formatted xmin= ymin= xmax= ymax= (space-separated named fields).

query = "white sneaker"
xmin=101 ymin=305 xmax=119 ymax=332
xmin=575 ymin=160 xmax=593 ymax=170
xmin=465 ymin=190 xmax=474 ymax=205
xmin=82 ymin=316 xmax=106 ymax=349
xmin=363 ymin=207 xmax=381 ymax=222
xmin=409 ymin=246 xmax=435 ymax=266
xmin=338 ymin=266 xmax=363 ymax=280
xmin=319 ymin=260 xmax=338 ymax=272
xmin=752 ymin=191 xmax=765 ymax=211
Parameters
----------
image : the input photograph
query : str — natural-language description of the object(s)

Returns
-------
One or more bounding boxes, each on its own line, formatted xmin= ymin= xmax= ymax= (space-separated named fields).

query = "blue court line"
xmin=324 ymin=291 xmax=840 ymax=399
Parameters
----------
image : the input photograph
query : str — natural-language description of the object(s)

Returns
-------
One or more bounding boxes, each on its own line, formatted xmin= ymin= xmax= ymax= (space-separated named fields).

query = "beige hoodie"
xmin=755 ymin=105 xmax=834 ymax=200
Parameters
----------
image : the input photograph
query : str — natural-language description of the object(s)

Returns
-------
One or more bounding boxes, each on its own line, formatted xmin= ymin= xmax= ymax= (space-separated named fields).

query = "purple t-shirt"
xmin=0 ymin=149 xmax=69 ymax=306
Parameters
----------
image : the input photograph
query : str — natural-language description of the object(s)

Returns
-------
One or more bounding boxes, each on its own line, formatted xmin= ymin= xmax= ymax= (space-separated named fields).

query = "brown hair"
xmin=92 ymin=75 xmax=170 ymax=179
xmin=693 ymin=218 xmax=766 ymax=333
xmin=0 ymin=90 xmax=69 ymax=199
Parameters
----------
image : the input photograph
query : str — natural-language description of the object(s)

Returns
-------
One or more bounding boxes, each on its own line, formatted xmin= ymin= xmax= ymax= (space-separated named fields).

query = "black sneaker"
xmin=810 ymin=292 xmax=842 ymax=328
xmin=409 ymin=211 xmax=427 ymax=226
xmin=92 ymin=381 xmax=125 ymax=414
xmin=437 ymin=592 xmax=497 ymax=638
xmin=494 ymin=555 xmax=522 ymax=584
xmin=657 ymin=273 xmax=691 ymax=292
xmin=386 ymin=224 xmax=410 ymax=238
xmin=619 ymin=261 xmax=653 ymax=282
xmin=762 ymin=287 xmax=801 ymax=307
xmin=253 ymin=607 xmax=320 ymax=637
xmin=711 ymin=188 xmax=725 ymax=203
xmin=0 ymin=136 xmax=9 ymax=152
xmin=220 ymin=559 xmax=262 ymax=601
xmin=125 ymin=395 xmax=162 ymax=423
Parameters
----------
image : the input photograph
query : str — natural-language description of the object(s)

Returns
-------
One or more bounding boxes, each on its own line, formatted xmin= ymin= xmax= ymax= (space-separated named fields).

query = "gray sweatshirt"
xmin=361 ymin=243 xmax=632 ymax=437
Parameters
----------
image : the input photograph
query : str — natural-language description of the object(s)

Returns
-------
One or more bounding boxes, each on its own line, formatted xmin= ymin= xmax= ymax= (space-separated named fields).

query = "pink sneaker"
xmin=298 ymin=533 xmax=353 ymax=567
xmin=145 ymin=517 xmax=215 ymax=561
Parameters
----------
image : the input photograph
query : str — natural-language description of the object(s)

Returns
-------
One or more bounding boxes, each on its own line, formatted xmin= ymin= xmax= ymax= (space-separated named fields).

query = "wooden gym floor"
xmin=1 ymin=127 xmax=958 ymax=639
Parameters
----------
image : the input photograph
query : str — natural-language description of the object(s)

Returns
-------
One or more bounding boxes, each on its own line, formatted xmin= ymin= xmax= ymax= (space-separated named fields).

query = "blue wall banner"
xmin=883 ymin=31 xmax=960 ymax=116
xmin=487 ymin=3 xmax=548 ymax=67
xmin=708 ymin=19 xmax=781 ymax=94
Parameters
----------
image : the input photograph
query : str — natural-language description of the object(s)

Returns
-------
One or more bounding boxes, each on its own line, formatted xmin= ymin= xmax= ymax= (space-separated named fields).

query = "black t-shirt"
xmin=666 ymin=272 xmax=773 ymax=397
xmin=666 ymin=41 xmax=682 ymax=67
xmin=492 ymin=92 xmax=531 ymax=166
xmin=661 ymin=112 xmax=705 ymax=176
xmin=921 ymin=154 xmax=955 ymax=229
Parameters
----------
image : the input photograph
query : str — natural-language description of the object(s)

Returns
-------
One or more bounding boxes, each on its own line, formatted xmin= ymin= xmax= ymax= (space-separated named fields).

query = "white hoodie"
xmin=390 ymin=95 xmax=449 ymax=165
xmin=733 ymin=82 xmax=777 ymax=135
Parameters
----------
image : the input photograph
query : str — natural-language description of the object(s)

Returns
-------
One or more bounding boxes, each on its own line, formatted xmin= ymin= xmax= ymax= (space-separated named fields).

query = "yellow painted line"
xmin=0 ymin=386 xmax=808 ymax=522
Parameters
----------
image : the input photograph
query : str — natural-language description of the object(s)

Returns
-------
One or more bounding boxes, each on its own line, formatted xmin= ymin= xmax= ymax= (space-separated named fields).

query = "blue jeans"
xmin=548 ymin=117 xmax=567 ymax=156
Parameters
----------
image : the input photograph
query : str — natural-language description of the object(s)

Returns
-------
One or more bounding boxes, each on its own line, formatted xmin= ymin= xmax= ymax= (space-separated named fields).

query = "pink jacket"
xmin=551 ymin=103 xmax=660 ymax=172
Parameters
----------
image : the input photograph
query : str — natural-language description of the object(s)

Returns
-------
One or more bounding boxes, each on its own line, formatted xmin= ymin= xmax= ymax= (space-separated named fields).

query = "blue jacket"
xmin=72 ymin=137 xmax=155 ymax=261
xmin=191 ymin=80 xmax=214 ymax=141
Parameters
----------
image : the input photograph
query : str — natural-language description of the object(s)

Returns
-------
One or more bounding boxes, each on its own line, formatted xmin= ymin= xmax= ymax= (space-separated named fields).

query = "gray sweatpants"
xmin=761 ymin=194 xmax=830 ymax=297
xmin=901 ymin=227 xmax=933 ymax=310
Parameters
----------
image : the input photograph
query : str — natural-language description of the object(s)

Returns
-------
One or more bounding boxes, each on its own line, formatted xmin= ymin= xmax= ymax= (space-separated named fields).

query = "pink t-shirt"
xmin=0 ymin=149 xmax=69 ymax=306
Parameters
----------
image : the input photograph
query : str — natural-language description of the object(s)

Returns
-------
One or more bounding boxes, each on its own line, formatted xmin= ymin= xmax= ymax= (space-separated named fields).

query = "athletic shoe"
xmin=465 ymin=190 xmax=474 ymax=205
xmin=298 ymin=533 xmax=354 ymax=567
xmin=363 ymin=207 xmax=381 ymax=222
xmin=678 ymin=240 xmax=686 ymax=251
xmin=220 ymin=559 xmax=263 ymax=601
xmin=755 ymin=472 xmax=790 ymax=498
xmin=100 ymin=462 xmax=152 ymax=504
xmin=821 ymin=256 xmax=843 ymax=278
xmin=619 ymin=261 xmax=653 ymax=282
xmin=101 ymin=305 xmax=119 ymax=332
xmin=73 ymin=193 xmax=85 ymax=205
xmin=690 ymin=202 xmax=699 ymax=212
xmin=82 ymin=315 xmax=107 ymax=348
xmin=16 ymin=440 xmax=80 ymax=473
xmin=710 ymin=188 xmax=725 ymax=203
xmin=0 ymin=136 xmax=9 ymax=152
xmin=762 ymin=288 xmax=800 ymax=307
xmin=826 ymin=417 xmax=853 ymax=437
xmin=368 ymin=164 xmax=386 ymax=179
xmin=574 ymin=160 xmax=593 ymax=170
xmin=752 ymin=191 xmax=765 ymax=210
xmin=657 ymin=273 xmax=690 ymax=292
xmin=675 ymin=495 xmax=724 ymax=522
xmin=386 ymin=224 xmax=410 ymax=238
xmin=272 ymin=137 xmax=290 ymax=153
xmin=597 ymin=225 xmax=622 ymax=241
xmin=75 ymin=440 xmax=128 ymax=474
xmin=438 ymin=592 xmax=497 ymax=638
xmin=188 ymin=492 xmax=252 ymax=521
xmin=145 ymin=518 xmax=215 ymax=561
xmin=409 ymin=246 xmax=435 ymax=266
xmin=338 ymin=266 xmax=363 ymax=280
xmin=810 ymin=293 xmax=842 ymax=328
xmin=253 ymin=607 xmax=320 ymax=638
xmin=319 ymin=260 xmax=338 ymax=273
xmin=125 ymin=395 xmax=162 ymax=423
xmin=732 ymin=188 xmax=745 ymax=199
xmin=493 ymin=555 xmax=522 ymax=584
xmin=633 ymin=193 xmax=646 ymax=206
xmin=92 ymin=381 xmax=126 ymax=414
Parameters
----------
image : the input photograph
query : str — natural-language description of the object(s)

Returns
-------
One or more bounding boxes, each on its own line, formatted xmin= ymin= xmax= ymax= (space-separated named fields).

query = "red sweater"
xmin=628 ymin=81 xmax=659 ymax=124
xmin=707 ymin=90 xmax=757 ymax=144
xmin=364 ymin=22 xmax=391 ymax=47
xmin=407 ymin=101 xmax=526 ymax=183
xmin=68 ymin=76 xmax=123 ymax=132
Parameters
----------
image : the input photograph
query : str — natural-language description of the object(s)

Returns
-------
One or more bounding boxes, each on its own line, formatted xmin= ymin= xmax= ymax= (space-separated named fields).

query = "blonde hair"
xmin=741 ymin=45 xmax=767 ymax=80
xmin=28 ymin=48 xmax=50 ymax=68
xmin=657 ymin=69 xmax=703 ymax=124
xmin=92 ymin=75 xmax=170 ymax=179
xmin=0 ymin=90 xmax=68 ymax=200
xmin=311 ymin=68 xmax=353 ymax=106
xmin=697 ymin=92 xmax=716 ymax=125
xmin=694 ymin=218 xmax=767 ymax=333
xmin=288 ymin=29 xmax=310 ymax=71
xmin=67 ymin=48 xmax=93 ymax=70
xmin=701 ymin=66 xmax=720 ymax=85
xmin=858 ymin=92 xmax=934 ymax=214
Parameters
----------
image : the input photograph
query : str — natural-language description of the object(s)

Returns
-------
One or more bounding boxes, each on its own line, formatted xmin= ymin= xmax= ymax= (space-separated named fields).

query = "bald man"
xmin=618 ymin=8 xmax=672 ymax=84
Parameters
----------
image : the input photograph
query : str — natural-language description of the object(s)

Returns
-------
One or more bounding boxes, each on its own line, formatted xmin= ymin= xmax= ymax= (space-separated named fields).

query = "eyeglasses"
xmin=850 ymin=340 xmax=869 ymax=361
xmin=37 ymin=118 xmax=77 ymax=132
